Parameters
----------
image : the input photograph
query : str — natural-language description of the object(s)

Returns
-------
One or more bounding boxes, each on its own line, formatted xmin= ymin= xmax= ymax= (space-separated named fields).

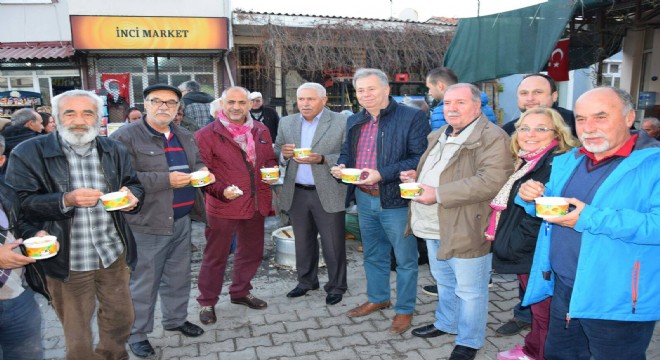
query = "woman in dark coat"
xmin=489 ymin=107 xmax=578 ymax=360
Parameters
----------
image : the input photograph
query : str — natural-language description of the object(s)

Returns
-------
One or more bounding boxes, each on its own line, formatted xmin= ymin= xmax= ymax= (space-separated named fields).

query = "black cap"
xmin=143 ymin=83 xmax=182 ymax=100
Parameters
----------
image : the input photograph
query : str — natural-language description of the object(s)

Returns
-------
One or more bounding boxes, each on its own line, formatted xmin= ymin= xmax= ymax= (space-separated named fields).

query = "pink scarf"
xmin=484 ymin=139 xmax=558 ymax=241
xmin=217 ymin=111 xmax=256 ymax=166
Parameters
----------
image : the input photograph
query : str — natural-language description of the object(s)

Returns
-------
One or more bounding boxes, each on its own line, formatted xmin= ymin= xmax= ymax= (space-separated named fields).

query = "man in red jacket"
xmin=194 ymin=86 xmax=277 ymax=325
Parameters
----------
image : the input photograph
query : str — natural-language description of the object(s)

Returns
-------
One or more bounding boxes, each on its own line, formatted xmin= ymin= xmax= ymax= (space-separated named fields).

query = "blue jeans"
xmin=545 ymin=278 xmax=655 ymax=360
xmin=356 ymin=190 xmax=418 ymax=314
xmin=428 ymin=244 xmax=491 ymax=350
xmin=0 ymin=288 xmax=43 ymax=360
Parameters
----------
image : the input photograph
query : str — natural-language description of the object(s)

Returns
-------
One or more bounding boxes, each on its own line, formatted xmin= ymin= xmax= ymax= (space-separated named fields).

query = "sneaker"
xmin=497 ymin=345 xmax=535 ymax=360
xmin=495 ymin=318 xmax=531 ymax=336
xmin=489 ymin=278 xmax=493 ymax=288
xmin=422 ymin=285 xmax=438 ymax=296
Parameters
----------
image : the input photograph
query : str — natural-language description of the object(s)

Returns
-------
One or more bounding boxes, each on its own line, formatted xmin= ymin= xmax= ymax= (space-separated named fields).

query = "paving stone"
xmin=316 ymin=347 xmax=359 ymax=360
xmin=199 ymin=338 xmax=234 ymax=355
xmin=255 ymin=342 xmax=295 ymax=359
xmin=284 ymin=318 xmax=319 ymax=332
xmin=327 ymin=333 xmax=369 ymax=349
xmin=217 ymin=347 xmax=256 ymax=359
xmin=307 ymin=325 xmax=342 ymax=341
xmin=272 ymin=329 xmax=307 ymax=344
xmin=339 ymin=321 xmax=378 ymax=335
xmin=251 ymin=321 xmax=286 ymax=336
xmin=160 ymin=343 xmax=199 ymax=358
xmin=293 ymin=338 xmax=332 ymax=355
xmin=235 ymin=334 xmax=272 ymax=350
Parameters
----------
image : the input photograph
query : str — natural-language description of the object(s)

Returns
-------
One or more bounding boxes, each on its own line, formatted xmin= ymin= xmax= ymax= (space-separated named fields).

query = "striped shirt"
xmin=144 ymin=122 xmax=195 ymax=219
xmin=61 ymin=139 xmax=124 ymax=271
xmin=355 ymin=114 xmax=379 ymax=190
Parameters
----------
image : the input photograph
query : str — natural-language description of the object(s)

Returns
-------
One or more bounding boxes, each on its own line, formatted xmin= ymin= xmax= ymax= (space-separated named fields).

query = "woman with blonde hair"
xmin=489 ymin=107 xmax=578 ymax=360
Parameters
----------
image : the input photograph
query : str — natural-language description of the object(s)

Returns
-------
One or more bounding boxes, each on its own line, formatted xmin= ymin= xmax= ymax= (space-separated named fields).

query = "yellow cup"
xmin=23 ymin=236 xmax=58 ymax=260
xmin=535 ymin=197 xmax=569 ymax=218
xmin=399 ymin=183 xmax=423 ymax=199
xmin=190 ymin=171 xmax=212 ymax=187
xmin=293 ymin=148 xmax=312 ymax=159
xmin=260 ymin=167 xmax=280 ymax=180
xmin=340 ymin=168 xmax=362 ymax=183
xmin=100 ymin=191 xmax=129 ymax=211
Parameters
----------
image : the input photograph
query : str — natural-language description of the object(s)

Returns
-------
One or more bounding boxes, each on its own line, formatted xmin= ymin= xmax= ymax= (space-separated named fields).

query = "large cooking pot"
xmin=272 ymin=226 xmax=325 ymax=269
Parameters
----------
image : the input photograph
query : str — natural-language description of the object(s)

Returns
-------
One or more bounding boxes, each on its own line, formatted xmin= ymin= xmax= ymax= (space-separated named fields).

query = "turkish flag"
xmin=101 ymin=73 xmax=130 ymax=103
xmin=547 ymin=38 xmax=570 ymax=82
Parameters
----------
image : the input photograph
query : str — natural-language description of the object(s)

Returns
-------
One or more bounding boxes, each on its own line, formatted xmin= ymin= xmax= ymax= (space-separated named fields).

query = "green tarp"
xmin=443 ymin=0 xmax=576 ymax=83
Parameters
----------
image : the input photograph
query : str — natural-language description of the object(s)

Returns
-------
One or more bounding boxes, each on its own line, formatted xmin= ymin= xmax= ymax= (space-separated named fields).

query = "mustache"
xmin=580 ymin=130 xmax=606 ymax=141
xmin=446 ymin=112 xmax=460 ymax=117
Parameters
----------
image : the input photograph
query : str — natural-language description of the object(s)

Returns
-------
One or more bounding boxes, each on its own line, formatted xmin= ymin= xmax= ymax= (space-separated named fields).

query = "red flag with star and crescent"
xmin=547 ymin=38 xmax=570 ymax=82
xmin=101 ymin=73 xmax=130 ymax=103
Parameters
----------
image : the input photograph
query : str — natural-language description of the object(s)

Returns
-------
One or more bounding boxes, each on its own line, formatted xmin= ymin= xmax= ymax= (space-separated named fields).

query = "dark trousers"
xmin=47 ymin=256 xmax=133 ymax=360
xmin=545 ymin=278 xmax=655 ymax=360
xmin=197 ymin=211 xmax=265 ymax=306
xmin=518 ymin=273 xmax=551 ymax=360
xmin=287 ymin=187 xmax=347 ymax=294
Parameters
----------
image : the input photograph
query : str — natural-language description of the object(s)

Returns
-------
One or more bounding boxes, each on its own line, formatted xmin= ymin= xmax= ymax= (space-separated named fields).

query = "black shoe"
xmin=411 ymin=324 xmax=447 ymax=338
xmin=129 ymin=340 xmax=155 ymax=358
xmin=165 ymin=321 xmax=204 ymax=337
xmin=286 ymin=285 xmax=319 ymax=298
xmin=448 ymin=345 xmax=478 ymax=360
xmin=325 ymin=294 xmax=342 ymax=305
xmin=422 ymin=285 xmax=437 ymax=296
xmin=495 ymin=318 xmax=531 ymax=336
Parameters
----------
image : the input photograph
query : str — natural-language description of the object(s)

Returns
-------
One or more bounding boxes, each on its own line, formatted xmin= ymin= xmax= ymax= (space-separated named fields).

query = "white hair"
xmin=209 ymin=98 xmax=221 ymax=117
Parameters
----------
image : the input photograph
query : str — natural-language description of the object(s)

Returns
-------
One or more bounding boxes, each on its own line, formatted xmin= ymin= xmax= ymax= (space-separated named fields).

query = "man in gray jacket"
xmin=274 ymin=83 xmax=348 ymax=305
xmin=111 ymin=84 xmax=213 ymax=358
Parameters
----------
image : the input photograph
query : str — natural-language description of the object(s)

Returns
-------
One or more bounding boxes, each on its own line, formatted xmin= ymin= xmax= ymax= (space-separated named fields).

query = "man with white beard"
xmin=5 ymin=89 xmax=144 ymax=360
xmin=517 ymin=87 xmax=660 ymax=359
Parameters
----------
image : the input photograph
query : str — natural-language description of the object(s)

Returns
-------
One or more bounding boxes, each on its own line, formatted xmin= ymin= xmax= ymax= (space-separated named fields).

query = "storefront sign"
xmin=70 ymin=16 xmax=228 ymax=50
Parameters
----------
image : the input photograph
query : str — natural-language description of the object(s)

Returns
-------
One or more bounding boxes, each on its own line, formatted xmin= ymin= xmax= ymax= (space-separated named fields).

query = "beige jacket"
xmin=409 ymin=115 xmax=513 ymax=259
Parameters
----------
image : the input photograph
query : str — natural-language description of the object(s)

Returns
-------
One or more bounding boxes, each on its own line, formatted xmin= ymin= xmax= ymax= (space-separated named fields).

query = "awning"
xmin=0 ymin=42 xmax=75 ymax=61
xmin=443 ymin=0 xmax=574 ymax=83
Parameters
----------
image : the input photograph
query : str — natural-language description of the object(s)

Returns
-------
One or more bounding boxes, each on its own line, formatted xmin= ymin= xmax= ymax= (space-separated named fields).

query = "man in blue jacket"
xmin=426 ymin=67 xmax=496 ymax=131
xmin=331 ymin=68 xmax=430 ymax=335
xmin=517 ymin=86 xmax=660 ymax=359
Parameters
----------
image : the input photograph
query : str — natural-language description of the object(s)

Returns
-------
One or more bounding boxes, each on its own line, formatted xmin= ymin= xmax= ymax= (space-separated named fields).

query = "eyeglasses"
xmin=148 ymin=99 xmax=179 ymax=108
xmin=517 ymin=127 xmax=555 ymax=134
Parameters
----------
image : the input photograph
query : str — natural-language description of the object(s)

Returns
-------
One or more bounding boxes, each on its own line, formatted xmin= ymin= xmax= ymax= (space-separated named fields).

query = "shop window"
xmin=0 ymin=77 xmax=7 ymax=91
xmin=10 ymin=77 xmax=34 ymax=89
xmin=95 ymin=56 xmax=218 ymax=121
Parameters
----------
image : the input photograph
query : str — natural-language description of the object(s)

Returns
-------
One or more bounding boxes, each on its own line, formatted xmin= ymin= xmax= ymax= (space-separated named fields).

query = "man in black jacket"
xmin=249 ymin=92 xmax=280 ymax=142
xmin=502 ymin=73 xmax=577 ymax=138
xmin=1 ymin=108 xmax=43 ymax=156
xmin=0 ymin=133 xmax=49 ymax=360
xmin=6 ymin=89 xmax=144 ymax=360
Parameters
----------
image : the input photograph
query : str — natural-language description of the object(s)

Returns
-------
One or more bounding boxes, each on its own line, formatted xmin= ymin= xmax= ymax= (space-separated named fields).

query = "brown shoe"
xmin=388 ymin=313 xmax=413 ymax=334
xmin=199 ymin=306 xmax=216 ymax=325
xmin=231 ymin=294 xmax=268 ymax=310
xmin=347 ymin=301 xmax=391 ymax=317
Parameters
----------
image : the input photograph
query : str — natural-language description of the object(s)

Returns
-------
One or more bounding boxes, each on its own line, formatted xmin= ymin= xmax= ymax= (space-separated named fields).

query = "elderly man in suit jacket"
xmin=274 ymin=82 xmax=348 ymax=305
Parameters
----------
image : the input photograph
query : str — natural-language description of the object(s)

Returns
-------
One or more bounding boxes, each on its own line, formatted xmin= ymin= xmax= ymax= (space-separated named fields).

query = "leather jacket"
xmin=0 ymin=180 xmax=50 ymax=300
xmin=5 ymin=132 xmax=144 ymax=281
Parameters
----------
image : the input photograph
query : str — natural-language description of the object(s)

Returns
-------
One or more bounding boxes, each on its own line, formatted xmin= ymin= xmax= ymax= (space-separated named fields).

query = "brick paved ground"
xmin=37 ymin=220 xmax=659 ymax=359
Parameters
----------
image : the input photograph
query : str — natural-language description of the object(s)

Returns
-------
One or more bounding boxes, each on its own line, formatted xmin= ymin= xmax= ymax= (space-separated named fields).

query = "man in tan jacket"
xmin=401 ymin=83 xmax=512 ymax=360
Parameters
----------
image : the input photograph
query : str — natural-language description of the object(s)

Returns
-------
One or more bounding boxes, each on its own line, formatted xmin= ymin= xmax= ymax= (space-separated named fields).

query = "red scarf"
xmin=217 ymin=111 xmax=256 ymax=166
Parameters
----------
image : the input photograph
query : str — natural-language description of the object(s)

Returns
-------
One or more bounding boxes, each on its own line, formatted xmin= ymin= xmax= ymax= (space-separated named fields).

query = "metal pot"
xmin=272 ymin=226 xmax=325 ymax=269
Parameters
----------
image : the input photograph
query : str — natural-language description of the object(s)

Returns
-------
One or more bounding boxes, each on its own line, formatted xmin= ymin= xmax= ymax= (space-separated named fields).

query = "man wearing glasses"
xmin=111 ymin=84 xmax=212 ymax=358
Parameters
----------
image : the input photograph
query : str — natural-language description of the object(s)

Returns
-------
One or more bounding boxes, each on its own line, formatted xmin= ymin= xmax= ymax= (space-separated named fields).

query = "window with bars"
xmin=237 ymin=46 xmax=266 ymax=95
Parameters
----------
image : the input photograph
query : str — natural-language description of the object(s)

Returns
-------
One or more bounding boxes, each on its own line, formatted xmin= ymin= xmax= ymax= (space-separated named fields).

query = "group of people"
xmin=0 ymin=65 xmax=658 ymax=360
